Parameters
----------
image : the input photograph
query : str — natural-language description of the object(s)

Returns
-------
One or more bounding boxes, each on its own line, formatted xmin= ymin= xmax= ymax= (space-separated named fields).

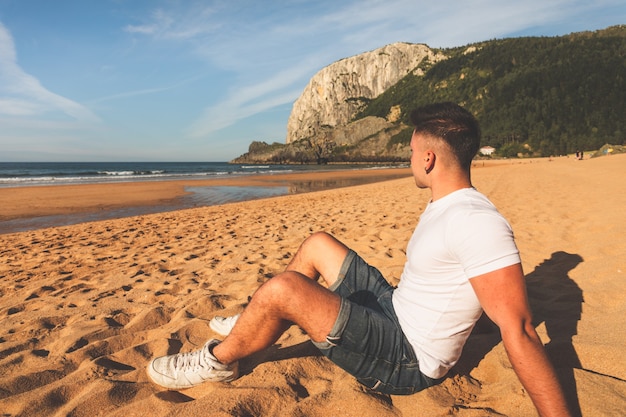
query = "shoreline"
xmin=0 ymin=157 xmax=580 ymax=234
xmin=0 ymin=167 xmax=411 ymax=234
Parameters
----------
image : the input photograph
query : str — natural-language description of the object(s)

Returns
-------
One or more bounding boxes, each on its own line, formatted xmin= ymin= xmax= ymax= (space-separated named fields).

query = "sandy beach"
xmin=1 ymin=155 xmax=625 ymax=416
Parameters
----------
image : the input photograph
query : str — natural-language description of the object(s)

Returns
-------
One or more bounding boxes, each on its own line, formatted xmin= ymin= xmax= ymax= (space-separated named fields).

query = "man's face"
xmin=410 ymin=131 xmax=429 ymax=189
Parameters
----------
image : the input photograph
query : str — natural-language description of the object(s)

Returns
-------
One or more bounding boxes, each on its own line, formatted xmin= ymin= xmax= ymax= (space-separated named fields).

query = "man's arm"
xmin=470 ymin=263 xmax=571 ymax=417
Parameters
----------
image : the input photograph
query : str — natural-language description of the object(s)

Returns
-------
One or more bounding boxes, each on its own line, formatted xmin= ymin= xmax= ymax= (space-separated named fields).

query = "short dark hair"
xmin=409 ymin=102 xmax=481 ymax=170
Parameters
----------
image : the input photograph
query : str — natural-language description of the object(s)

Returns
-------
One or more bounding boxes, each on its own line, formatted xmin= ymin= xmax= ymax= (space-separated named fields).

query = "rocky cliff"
xmin=286 ymin=42 xmax=445 ymax=144
xmin=231 ymin=42 xmax=445 ymax=164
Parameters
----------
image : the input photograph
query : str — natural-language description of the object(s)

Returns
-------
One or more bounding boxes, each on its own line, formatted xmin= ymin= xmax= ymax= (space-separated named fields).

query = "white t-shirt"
xmin=392 ymin=188 xmax=520 ymax=379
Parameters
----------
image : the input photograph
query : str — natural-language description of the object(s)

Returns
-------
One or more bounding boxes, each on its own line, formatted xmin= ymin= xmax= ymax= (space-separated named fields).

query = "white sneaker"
xmin=147 ymin=339 xmax=238 ymax=389
xmin=209 ymin=313 xmax=241 ymax=336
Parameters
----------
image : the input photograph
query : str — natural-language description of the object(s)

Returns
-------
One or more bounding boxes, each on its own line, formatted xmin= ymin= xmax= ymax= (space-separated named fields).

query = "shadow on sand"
xmin=455 ymin=251 xmax=585 ymax=416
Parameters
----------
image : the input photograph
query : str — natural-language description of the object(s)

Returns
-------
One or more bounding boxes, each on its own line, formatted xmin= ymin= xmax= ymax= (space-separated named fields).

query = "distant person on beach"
xmin=148 ymin=102 xmax=571 ymax=416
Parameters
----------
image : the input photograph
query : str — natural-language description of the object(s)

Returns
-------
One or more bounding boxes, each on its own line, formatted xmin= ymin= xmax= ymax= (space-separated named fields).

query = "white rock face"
xmin=286 ymin=42 xmax=445 ymax=143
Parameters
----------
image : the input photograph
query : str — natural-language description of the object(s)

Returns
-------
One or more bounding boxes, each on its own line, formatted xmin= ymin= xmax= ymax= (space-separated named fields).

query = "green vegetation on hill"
xmin=357 ymin=26 xmax=626 ymax=157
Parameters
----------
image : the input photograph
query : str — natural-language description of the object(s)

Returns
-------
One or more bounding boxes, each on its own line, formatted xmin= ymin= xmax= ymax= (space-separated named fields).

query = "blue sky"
xmin=0 ymin=0 xmax=624 ymax=162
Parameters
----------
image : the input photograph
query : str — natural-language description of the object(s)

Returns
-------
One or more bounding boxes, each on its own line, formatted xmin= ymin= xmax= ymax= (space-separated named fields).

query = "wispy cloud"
xmin=124 ymin=5 xmax=221 ymax=40
xmin=90 ymin=75 xmax=205 ymax=104
xmin=123 ymin=3 xmax=326 ymax=137
xmin=187 ymin=63 xmax=312 ymax=138
xmin=0 ymin=98 xmax=44 ymax=116
xmin=0 ymin=22 xmax=100 ymax=123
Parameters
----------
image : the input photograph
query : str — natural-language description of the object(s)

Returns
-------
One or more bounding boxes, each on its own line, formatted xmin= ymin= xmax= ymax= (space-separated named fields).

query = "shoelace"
xmin=173 ymin=345 xmax=211 ymax=373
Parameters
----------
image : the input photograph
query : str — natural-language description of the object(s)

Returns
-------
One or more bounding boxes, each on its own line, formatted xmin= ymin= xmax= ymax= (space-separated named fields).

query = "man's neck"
xmin=430 ymin=172 xmax=472 ymax=202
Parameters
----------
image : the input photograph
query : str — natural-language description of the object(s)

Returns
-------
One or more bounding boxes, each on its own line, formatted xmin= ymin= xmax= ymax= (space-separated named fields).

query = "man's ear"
xmin=424 ymin=151 xmax=435 ymax=173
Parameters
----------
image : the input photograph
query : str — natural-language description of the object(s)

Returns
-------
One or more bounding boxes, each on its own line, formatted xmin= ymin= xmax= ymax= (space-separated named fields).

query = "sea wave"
xmin=97 ymin=170 xmax=166 ymax=176
xmin=0 ymin=171 xmax=235 ymax=187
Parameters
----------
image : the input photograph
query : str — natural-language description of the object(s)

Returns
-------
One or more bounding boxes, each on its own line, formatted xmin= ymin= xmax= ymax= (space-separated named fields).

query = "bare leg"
xmin=213 ymin=232 xmax=349 ymax=364
xmin=213 ymin=271 xmax=341 ymax=364
xmin=285 ymin=231 xmax=350 ymax=286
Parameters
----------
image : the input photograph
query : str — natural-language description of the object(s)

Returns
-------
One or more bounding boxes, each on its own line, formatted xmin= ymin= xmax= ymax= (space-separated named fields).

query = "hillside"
xmin=232 ymin=26 xmax=626 ymax=164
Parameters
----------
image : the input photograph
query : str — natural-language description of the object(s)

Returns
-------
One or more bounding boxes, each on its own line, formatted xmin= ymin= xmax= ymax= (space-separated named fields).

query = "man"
xmin=148 ymin=102 xmax=571 ymax=416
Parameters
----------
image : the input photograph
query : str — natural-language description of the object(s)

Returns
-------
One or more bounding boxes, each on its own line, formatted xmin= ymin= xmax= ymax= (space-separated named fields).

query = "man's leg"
xmin=285 ymin=231 xmax=350 ymax=286
xmin=213 ymin=271 xmax=341 ymax=363
xmin=213 ymin=232 xmax=349 ymax=364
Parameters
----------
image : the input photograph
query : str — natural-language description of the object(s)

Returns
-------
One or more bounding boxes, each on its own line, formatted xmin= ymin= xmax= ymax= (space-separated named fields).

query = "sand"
xmin=0 ymin=155 xmax=625 ymax=416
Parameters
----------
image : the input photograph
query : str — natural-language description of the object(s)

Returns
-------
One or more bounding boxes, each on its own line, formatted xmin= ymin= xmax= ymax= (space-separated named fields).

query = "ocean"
xmin=0 ymin=161 xmax=408 ymax=233
xmin=0 ymin=161 xmax=337 ymax=188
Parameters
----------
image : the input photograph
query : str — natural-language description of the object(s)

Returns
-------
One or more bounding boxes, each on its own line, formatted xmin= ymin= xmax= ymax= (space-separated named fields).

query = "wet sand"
xmin=0 ymin=168 xmax=411 ymax=234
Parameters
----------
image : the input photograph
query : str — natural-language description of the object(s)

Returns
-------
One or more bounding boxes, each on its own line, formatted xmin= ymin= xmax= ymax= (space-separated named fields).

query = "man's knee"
xmin=304 ymin=231 xmax=333 ymax=246
xmin=301 ymin=232 xmax=344 ymax=255
xmin=255 ymin=272 xmax=306 ymax=303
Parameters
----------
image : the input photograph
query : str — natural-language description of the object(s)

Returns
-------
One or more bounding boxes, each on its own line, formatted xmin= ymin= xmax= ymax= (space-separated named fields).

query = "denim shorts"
xmin=312 ymin=250 xmax=442 ymax=395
